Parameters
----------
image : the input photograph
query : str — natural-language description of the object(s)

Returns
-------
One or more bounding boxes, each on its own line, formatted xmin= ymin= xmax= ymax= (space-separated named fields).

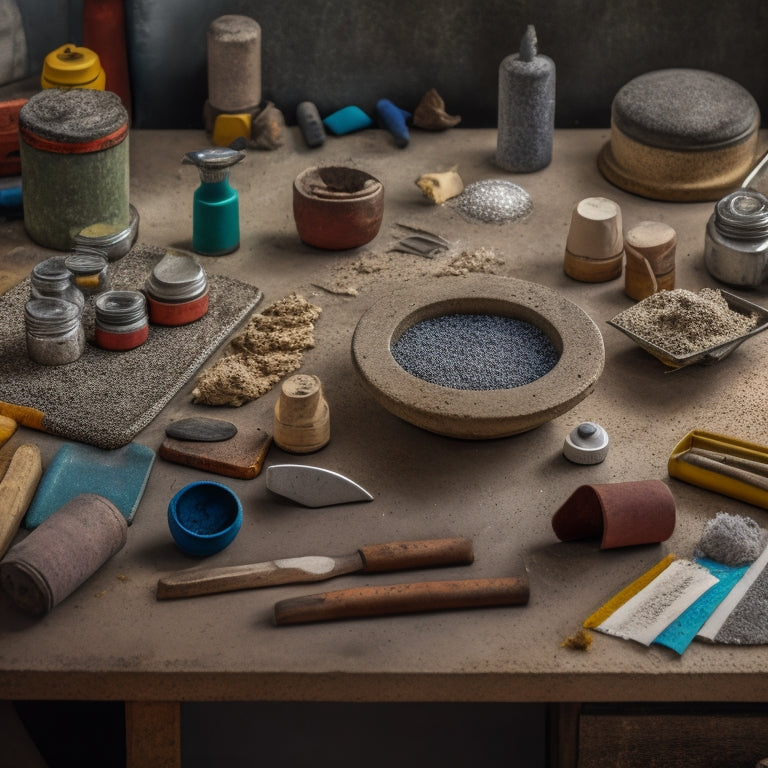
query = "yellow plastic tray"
xmin=668 ymin=429 xmax=768 ymax=509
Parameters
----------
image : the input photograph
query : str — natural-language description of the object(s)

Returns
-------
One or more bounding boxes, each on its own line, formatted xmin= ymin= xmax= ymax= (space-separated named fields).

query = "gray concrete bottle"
xmin=495 ymin=25 xmax=555 ymax=173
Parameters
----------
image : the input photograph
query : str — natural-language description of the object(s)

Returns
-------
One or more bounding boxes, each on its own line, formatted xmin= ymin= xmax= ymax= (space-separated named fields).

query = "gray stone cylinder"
xmin=207 ymin=15 xmax=262 ymax=112
xmin=495 ymin=25 xmax=555 ymax=173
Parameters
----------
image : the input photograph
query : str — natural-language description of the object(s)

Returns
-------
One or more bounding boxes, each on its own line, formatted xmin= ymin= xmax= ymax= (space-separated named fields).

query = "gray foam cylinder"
xmin=207 ymin=15 xmax=262 ymax=113
xmin=0 ymin=493 xmax=127 ymax=615
xmin=495 ymin=25 xmax=555 ymax=173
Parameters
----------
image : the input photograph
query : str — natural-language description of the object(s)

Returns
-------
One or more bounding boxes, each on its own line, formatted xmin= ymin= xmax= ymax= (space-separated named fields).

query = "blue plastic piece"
xmin=25 ymin=442 xmax=156 ymax=528
xmin=375 ymin=99 xmax=411 ymax=148
xmin=653 ymin=557 xmax=749 ymax=655
xmin=322 ymin=106 xmax=374 ymax=136
xmin=167 ymin=480 xmax=243 ymax=557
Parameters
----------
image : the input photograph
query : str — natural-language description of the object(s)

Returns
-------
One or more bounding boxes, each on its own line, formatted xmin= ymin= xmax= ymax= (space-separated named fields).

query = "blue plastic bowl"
xmin=167 ymin=480 xmax=243 ymax=556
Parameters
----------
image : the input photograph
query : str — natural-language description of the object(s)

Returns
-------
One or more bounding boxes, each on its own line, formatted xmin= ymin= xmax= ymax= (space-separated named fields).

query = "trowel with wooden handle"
xmin=156 ymin=537 xmax=474 ymax=600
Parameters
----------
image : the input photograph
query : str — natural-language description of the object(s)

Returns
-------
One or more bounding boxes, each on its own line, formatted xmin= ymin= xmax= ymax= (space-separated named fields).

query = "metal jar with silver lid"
xmin=65 ymin=248 xmax=111 ymax=295
xmin=144 ymin=249 xmax=209 ymax=326
xmin=704 ymin=189 xmax=768 ymax=287
xmin=94 ymin=290 xmax=149 ymax=351
xmin=25 ymin=297 xmax=85 ymax=365
xmin=29 ymin=257 xmax=85 ymax=312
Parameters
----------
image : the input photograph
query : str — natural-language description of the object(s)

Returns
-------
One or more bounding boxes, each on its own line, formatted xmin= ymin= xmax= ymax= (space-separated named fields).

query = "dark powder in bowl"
xmin=391 ymin=313 xmax=559 ymax=390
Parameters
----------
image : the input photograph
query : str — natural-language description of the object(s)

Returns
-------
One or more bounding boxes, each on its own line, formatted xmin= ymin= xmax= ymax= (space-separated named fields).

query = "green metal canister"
xmin=19 ymin=89 xmax=129 ymax=251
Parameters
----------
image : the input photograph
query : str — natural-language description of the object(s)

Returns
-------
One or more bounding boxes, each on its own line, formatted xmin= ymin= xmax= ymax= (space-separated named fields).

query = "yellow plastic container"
xmin=668 ymin=429 xmax=768 ymax=509
xmin=41 ymin=44 xmax=105 ymax=90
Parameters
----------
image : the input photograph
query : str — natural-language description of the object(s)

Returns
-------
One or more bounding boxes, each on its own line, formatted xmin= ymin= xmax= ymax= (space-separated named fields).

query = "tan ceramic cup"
xmin=564 ymin=197 xmax=624 ymax=282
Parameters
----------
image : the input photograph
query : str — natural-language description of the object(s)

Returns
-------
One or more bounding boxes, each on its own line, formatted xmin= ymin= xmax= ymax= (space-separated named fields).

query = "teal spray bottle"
xmin=182 ymin=147 xmax=245 ymax=255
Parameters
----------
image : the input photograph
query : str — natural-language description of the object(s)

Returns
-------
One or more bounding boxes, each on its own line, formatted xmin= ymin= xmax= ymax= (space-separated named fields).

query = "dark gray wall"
xmin=11 ymin=1 xmax=768 ymax=130
xmin=122 ymin=0 xmax=768 ymax=129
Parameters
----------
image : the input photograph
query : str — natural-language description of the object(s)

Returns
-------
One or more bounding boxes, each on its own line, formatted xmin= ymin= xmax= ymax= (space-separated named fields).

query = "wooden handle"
xmin=273 ymin=576 xmax=529 ymax=625
xmin=359 ymin=538 xmax=474 ymax=572
xmin=680 ymin=451 xmax=768 ymax=492
xmin=0 ymin=444 xmax=43 ymax=559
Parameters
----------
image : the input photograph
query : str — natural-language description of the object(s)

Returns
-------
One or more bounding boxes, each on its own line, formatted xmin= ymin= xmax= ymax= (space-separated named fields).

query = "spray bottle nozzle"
xmin=182 ymin=147 xmax=245 ymax=183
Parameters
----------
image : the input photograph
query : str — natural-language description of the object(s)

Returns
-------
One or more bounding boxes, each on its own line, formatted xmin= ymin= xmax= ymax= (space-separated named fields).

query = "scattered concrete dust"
xmin=314 ymin=245 xmax=506 ymax=296
xmin=191 ymin=293 xmax=322 ymax=406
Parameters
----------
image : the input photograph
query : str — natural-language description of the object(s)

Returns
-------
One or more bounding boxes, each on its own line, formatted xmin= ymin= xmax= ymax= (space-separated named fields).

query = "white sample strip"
xmin=597 ymin=560 xmax=719 ymax=646
xmin=696 ymin=541 xmax=768 ymax=642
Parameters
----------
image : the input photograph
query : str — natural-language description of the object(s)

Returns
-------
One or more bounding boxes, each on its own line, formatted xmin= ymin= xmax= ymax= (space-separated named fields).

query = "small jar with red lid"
xmin=144 ymin=250 xmax=209 ymax=326
xmin=94 ymin=290 xmax=149 ymax=351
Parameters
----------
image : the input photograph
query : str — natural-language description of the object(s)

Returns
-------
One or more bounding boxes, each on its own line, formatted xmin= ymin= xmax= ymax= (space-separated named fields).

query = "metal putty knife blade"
xmin=265 ymin=464 xmax=374 ymax=508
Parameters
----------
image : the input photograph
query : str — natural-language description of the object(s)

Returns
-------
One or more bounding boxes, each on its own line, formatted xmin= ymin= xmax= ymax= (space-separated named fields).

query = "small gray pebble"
xmin=166 ymin=417 xmax=238 ymax=442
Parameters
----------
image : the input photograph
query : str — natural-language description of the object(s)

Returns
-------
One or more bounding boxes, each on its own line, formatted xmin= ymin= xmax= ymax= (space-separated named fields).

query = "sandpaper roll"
xmin=0 ymin=493 xmax=127 ymax=615
xmin=552 ymin=479 xmax=676 ymax=549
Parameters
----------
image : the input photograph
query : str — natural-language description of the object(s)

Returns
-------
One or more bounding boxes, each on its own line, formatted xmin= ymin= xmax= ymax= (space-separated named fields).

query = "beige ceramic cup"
xmin=564 ymin=197 xmax=624 ymax=282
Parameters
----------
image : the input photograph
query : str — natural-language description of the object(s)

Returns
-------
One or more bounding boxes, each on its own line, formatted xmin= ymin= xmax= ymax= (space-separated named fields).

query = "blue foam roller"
xmin=375 ymin=99 xmax=411 ymax=148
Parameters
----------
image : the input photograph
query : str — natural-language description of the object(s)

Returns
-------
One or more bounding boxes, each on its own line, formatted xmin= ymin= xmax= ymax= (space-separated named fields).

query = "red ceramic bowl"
xmin=293 ymin=166 xmax=384 ymax=250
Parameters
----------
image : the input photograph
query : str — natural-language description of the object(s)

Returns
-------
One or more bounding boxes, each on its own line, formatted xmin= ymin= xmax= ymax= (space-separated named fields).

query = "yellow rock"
xmin=415 ymin=169 xmax=464 ymax=204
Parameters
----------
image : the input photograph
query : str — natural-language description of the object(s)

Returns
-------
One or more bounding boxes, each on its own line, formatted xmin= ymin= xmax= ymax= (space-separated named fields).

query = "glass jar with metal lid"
xmin=144 ymin=249 xmax=209 ymax=326
xmin=30 ymin=257 xmax=85 ymax=312
xmin=65 ymin=248 xmax=111 ymax=295
xmin=703 ymin=189 xmax=768 ymax=287
xmin=94 ymin=290 xmax=149 ymax=351
xmin=25 ymin=297 xmax=85 ymax=365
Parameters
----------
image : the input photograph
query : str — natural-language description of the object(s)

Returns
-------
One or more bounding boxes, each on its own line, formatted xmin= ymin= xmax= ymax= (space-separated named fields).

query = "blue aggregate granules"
xmin=391 ymin=313 xmax=559 ymax=390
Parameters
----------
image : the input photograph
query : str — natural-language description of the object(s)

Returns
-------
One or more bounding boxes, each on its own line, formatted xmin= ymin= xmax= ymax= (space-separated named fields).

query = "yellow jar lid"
xmin=41 ymin=44 xmax=105 ymax=89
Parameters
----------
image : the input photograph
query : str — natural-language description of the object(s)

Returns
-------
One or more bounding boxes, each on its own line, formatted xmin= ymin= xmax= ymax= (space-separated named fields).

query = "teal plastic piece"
xmin=193 ymin=178 xmax=240 ymax=256
xmin=323 ymin=106 xmax=374 ymax=135
xmin=24 ymin=442 xmax=156 ymax=528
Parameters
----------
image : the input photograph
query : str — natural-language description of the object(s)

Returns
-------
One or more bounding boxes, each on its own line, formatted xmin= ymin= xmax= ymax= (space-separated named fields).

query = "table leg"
xmin=125 ymin=701 xmax=181 ymax=768
xmin=548 ymin=702 xmax=581 ymax=768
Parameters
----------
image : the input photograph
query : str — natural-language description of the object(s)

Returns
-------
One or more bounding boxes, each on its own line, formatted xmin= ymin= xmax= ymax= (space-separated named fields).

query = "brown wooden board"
xmin=159 ymin=428 xmax=272 ymax=479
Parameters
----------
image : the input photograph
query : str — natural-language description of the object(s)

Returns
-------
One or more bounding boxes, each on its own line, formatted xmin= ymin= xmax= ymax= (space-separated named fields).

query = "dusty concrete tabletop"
xmin=1 ymin=128 xmax=768 ymax=704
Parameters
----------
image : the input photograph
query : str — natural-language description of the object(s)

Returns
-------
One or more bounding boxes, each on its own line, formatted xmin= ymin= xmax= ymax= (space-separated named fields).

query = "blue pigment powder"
xmin=391 ymin=313 xmax=559 ymax=390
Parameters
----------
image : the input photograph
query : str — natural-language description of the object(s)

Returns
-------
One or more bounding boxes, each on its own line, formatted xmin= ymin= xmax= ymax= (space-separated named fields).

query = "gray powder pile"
xmin=452 ymin=180 xmax=533 ymax=223
xmin=390 ymin=313 xmax=558 ymax=390
xmin=611 ymin=288 xmax=757 ymax=355
xmin=695 ymin=512 xmax=767 ymax=566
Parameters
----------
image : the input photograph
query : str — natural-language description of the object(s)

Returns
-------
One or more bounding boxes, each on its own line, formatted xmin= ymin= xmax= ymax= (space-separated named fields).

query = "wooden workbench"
xmin=2 ymin=128 xmax=768 ymax=767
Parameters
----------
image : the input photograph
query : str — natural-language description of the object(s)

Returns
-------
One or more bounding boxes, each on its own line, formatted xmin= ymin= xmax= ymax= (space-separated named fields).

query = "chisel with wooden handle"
xmin=273 ymin=576 xmax=530 ymax=625
xmin=156 ymin=537 xmax=474 ymax=600
xmin=0 ymin=444 xmax=43 ymax=560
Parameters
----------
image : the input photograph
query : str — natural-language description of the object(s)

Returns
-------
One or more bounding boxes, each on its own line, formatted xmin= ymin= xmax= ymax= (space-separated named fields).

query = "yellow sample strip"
xmin=584 ymin=553 xmax=676 ymax=629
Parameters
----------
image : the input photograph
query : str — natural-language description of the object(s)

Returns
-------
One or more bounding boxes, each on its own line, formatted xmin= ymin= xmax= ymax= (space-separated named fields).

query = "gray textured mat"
xmin=0 ymin=244 xmax=262 ymax=449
